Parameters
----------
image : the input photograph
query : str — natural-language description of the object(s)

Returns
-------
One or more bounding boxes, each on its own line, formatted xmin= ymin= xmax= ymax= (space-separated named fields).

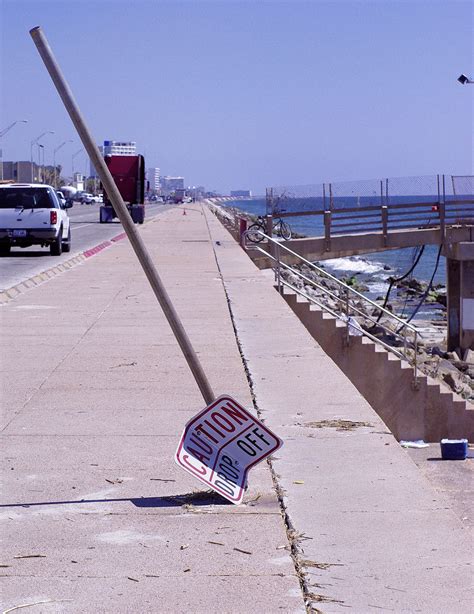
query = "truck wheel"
xmin=50 ymin=229 xmax=63 ymax=256
xmin=62 ymin=228 xmax=71 ymax=253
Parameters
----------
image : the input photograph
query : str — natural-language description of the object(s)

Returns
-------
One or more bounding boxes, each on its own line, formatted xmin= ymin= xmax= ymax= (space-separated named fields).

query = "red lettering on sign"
xmin=211 ymin=411 xmax=236 ymax=433
xmin=222 ymin=401 xmax=250 ymax=426
xmin=186 ymin=446 xmax=210 ymax=464
xmin=181 ymin=454 xmax=207 ymax=475
xmin=189 ymin=434 xmax=213 ymax=456
xmin=204 ymin=418 xmax=225 ymax=439
xmin=196 ymin=423 xmax=219 ymax=444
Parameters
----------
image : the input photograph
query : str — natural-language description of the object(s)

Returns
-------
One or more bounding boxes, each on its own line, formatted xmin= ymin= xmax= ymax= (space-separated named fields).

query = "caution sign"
xmin=175 ymin=395 xmax=283 ymax=505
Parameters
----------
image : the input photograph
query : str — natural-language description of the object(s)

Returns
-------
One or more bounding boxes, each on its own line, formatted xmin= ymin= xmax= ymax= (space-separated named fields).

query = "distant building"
xmin=73 ymin=172 xmax=85 ymax=192
xmin=2 ymin=161 xmax=39 ymax=183
xmin=161 ymin=176 xmax=184 ymax=195
xmin=230 ymin=190 xmax=252 ymax=198
xmin=146 ymin=167 xmax=161 ymax=193
xmin=90 ymin=140 xmax=137 ymax=177
xmin=102 ymin=140 xmax=137 ymax=156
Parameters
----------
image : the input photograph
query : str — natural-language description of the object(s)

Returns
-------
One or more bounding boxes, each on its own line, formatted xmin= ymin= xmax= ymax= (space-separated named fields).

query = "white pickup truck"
xmin=0 ymin=183 xmax=72 ymax=256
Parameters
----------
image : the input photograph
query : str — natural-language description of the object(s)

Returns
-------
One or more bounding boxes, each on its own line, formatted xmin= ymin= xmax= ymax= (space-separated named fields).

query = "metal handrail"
xmin=244 ymin=229 xmax=420 ymax=383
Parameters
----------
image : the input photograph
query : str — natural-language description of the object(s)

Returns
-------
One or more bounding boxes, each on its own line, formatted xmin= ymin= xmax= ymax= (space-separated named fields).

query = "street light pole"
xmin=457 ymin=73 xmax=474 ymax=85
xmin=0 ymin=119 xmax=28 ymax=181
xmin=30 ymin=130 xmax=54 ymax=182
xmin=37 ymin=144 xmax=44 ymax=182
xmin=53 ymin=139 xmax=73 ymax=187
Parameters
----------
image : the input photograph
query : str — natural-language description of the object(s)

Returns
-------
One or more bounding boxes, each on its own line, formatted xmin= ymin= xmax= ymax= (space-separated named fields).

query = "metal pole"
xmin=344 ymin=287 xmax=350 ymax=347
xmin=413 ymin=330 xmax=418 ymax=387
xmin=30 ymin=26 xmax=215 ymax=406
xmin=276 ymin=242 xmax=282 ymax=294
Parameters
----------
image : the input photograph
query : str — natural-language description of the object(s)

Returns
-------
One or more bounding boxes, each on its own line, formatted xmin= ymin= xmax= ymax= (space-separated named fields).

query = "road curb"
xmin=0 ymin=233 xmax=127 ymax=305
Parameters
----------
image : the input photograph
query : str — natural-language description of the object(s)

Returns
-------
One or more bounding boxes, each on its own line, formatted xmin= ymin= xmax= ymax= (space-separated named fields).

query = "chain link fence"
xmin=451 ymin=175 xmax=474 ymax=197
xmin=267 ymin=174 xmax=455 ymax=214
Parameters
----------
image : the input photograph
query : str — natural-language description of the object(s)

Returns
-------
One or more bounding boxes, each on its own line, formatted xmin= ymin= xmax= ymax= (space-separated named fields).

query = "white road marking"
xmin=71 ymin=223 xmax=94 ymax=230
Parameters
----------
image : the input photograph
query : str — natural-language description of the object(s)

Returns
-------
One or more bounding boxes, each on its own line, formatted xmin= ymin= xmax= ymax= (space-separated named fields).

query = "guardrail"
xmin=243 ymin=229 xmax=421 ymax=385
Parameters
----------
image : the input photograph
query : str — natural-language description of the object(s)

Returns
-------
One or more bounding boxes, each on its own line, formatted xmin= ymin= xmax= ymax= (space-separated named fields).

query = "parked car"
xmin=0 ymin=183 xmax=72 ymax=256
xmin=81 ymin=192 xmax=94 ymax=204
xmin=56 ymin=190 xmax=67 ymax=207
xmin=91 ymin=194 xmax=103 ymax=203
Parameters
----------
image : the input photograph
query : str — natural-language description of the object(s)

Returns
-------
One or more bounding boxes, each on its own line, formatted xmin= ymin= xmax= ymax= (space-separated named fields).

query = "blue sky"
xmin=1 ymin=0 xmax=472 ymax=193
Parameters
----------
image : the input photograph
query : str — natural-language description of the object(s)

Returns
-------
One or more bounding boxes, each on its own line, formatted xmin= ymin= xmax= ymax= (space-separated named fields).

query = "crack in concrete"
xmin=204 ymin=206 xmax=317 ymax=613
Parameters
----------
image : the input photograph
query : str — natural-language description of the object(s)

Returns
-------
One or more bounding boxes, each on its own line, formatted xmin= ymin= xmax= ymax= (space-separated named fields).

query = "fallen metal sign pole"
xmin=175 ymin=395 xmax=283 ymax=505
xmin=30 ymin=27 xmax=283 ymax=504
xmin=29 ymin=26 xmax=215 ymax=406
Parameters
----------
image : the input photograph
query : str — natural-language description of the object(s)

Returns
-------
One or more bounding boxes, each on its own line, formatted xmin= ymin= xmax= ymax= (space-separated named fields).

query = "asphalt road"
xmin=0 ymin=202 xmax=172 ymax=290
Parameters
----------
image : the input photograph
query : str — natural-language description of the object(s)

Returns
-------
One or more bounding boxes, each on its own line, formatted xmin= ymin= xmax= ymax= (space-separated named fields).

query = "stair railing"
xmin=244 ymin=229 xmax=420 ymax=384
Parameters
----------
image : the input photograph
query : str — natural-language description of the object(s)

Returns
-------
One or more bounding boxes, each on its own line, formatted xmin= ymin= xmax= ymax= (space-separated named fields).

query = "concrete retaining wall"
xmin=283 ymin=288 xmax=474 ymax=442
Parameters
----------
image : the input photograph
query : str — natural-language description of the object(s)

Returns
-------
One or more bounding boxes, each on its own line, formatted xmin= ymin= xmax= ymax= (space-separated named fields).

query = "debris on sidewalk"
xmin=400 ymin=440 xmax=429 ymax=449
xmin=303 ymin=419 xmax=373 ymax=431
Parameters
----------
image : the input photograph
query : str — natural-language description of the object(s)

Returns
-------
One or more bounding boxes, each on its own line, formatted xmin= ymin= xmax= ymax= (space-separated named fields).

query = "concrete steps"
xmin=282 ymin=286 xmax=474 ymax=441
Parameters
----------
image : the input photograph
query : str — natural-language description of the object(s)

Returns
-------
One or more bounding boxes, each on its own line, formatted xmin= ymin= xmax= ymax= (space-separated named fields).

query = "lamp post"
xmin=30 ymin=130 xmax=54 ymax=182
xmin=53 ymin=139 xmax=73 ymax=188
xmin=0 ymin=119 xmax=28 ymax=181
xmin=37 ymin=144 xmax=44 ymax=182
xmin=457 ymin=73 xmax=474 ymax=84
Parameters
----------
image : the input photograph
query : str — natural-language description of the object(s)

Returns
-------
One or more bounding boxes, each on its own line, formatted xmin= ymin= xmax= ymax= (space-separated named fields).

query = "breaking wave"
xmin=323 ymin=256 xmax=386 ymax=275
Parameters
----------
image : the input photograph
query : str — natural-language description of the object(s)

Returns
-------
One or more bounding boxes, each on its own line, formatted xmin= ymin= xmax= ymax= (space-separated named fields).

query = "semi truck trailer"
xmin=100 ymin=154 xmax=145 ymax=224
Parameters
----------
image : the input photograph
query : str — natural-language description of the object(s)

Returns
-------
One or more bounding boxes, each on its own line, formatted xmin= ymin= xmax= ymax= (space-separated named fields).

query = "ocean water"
xmin=224 ymin=198 xmax=448 ymax=322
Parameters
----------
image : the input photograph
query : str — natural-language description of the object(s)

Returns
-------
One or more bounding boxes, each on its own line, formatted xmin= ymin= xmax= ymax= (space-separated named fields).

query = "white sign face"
xmin=175 ymin=395 xmax=283 ymax=505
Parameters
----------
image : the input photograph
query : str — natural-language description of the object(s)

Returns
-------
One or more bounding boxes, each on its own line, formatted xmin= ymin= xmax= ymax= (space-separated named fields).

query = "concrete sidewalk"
xmin=1 ymin=204 xmax=472 ymax=613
